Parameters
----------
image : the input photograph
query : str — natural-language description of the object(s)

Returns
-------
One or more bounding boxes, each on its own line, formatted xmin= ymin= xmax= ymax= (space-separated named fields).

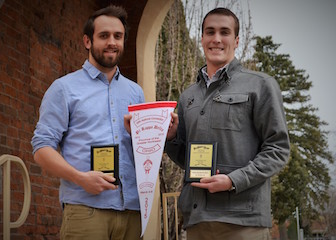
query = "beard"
xmin=90 ymin=44 xmax=124 ymax=69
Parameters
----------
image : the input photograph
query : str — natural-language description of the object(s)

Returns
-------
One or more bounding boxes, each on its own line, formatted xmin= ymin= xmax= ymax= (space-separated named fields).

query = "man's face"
xmin=201 ymin=14 xmax=239 ymax=69
xmin=85 ymin=15 xmax=125 ymax=72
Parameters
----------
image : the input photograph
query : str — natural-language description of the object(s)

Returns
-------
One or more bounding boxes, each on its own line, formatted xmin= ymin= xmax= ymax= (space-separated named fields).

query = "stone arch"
xmin=137 ymin=0 xmax=174 ymax=101
xmin=136 ymin=0 xmax=174 ymax=238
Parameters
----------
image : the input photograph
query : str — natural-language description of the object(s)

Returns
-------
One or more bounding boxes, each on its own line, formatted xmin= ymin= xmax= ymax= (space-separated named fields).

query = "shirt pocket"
xmin=210 ymin=93 xmax=249 ymax=131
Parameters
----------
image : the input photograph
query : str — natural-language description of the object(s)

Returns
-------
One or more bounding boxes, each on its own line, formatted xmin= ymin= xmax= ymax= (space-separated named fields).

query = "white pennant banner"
xmin=128 ymin=101 xmax=177 ymax=237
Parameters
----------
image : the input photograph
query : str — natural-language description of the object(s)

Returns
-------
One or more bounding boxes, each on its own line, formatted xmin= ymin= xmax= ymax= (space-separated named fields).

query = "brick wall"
xmin=0 ymin=0 xmax=146 ymax=238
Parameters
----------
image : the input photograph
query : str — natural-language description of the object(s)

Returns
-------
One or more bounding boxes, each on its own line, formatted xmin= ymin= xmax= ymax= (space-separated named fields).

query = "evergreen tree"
xmin=249 ymin=36 xmax=333 ymax=234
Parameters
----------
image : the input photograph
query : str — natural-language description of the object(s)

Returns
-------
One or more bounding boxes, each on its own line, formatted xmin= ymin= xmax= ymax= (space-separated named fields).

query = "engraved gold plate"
xmin=185 ymin=142 xmax=217 ymax=182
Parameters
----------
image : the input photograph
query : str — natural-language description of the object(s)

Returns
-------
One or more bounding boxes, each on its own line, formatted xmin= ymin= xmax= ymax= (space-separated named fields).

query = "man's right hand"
xmin=167 ymin=112 xmax=178 ymax=140
xmin=76 ymin=171 xmax=118 ymax=195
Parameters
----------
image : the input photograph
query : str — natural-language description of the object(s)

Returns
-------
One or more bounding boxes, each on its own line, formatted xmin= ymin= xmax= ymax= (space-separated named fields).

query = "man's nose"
xmin=107 ymin=36 xmax=116 ymax=45
xmin=213 ymin=32 xmax=221 ymax=43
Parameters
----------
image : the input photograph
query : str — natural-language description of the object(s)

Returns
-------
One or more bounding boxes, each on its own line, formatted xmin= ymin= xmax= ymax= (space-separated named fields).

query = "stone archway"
xmin=137 ymin=0 xmax=174 ymax=102
xmin=136 ymin=0 xmax=174 ymax=239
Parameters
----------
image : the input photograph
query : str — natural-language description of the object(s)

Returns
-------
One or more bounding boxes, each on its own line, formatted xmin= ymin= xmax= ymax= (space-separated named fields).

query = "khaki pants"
xmin=60 ymin=204 xmax=141 ymax=240
xmin=187 ymin=222 xmax=271 ymax=240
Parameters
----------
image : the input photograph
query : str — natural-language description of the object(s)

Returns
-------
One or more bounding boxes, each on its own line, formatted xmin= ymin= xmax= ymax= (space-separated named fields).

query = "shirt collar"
xmin=201 ymin=64 xmax=227 ymax=88
xmin=83 ymin=60 xmax=120 ymax=81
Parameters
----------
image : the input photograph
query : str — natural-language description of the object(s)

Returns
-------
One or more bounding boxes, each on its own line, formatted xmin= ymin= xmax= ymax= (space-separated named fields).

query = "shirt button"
xmin=200 ymin=110 xmax=205 ymax=115
xmin=228 ymin=97 xmax=233 ymax=102
xmin=115 ymin=136 xmax=118 ymax=140
xmin=193 ymin=204 xmax=197 ymax=209
xmin=113 ymin=118 xmax=116 ymax=122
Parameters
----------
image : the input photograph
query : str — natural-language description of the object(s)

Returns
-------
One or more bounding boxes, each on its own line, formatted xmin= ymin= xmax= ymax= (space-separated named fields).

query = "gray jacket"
xmin=165 ymin=58 xmax=290 ymax=228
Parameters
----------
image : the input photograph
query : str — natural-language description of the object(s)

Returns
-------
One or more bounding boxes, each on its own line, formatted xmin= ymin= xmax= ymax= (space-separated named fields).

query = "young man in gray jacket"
xmin=165 ymin=7 xmax=290 ymax=240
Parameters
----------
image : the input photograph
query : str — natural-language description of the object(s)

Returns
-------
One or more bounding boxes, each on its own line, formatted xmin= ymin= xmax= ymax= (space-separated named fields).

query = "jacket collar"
xmin=197 ymin=57 xmax=242 ymax=86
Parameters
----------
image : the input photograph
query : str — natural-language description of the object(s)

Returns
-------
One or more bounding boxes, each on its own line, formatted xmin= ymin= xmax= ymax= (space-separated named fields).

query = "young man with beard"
xmin=32 ymin=5 xmax=144 ymax=239
xmin=165 ymin=8 xmax=290 ymax=240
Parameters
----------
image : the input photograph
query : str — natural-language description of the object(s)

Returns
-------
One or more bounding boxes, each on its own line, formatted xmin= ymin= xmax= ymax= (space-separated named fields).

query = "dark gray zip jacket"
xmin=165 ymin=58 xmax=290 ymax=228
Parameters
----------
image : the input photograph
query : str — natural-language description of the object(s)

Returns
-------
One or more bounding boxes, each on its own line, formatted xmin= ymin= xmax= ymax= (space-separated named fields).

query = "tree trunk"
xmin=279 ymin=222 xmax=288 ymax=240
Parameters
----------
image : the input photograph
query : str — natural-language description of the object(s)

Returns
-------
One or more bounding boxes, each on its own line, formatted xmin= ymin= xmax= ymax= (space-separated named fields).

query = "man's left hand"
xmin=191 ymin=174 xmax=234 ymax=193
xmin=124 ymin=114 xmax=132 ymax=135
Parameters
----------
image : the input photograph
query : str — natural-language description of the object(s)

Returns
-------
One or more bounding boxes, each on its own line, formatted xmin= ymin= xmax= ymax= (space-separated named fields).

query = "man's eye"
xmin=114 ymin=34 xmax=123 ymax=40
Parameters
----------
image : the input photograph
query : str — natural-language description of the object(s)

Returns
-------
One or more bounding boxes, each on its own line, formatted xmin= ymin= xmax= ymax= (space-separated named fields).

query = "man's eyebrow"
xmin=204 ymin=26 xmax=215 ymax=31
xmin=97 ymin=31 xmax=109 ymax=35
xmin=220 ymin=27 xmax=231 ymax=32
xmin=204 ymin=27 xmax=232 ymax=32
xmin=204 ymin=26 xmax=231 ymax=31
xmin=114 ymin=31 xmax=124 ymax=35
xmin=97 ymin=30 xmax=124 ymax=34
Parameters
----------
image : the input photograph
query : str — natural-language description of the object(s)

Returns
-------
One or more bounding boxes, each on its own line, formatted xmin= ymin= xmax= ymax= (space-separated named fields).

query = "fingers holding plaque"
xmin=91 ymin=145 xmax=119 ymax=185
xmin=185 ymin=142 xmax=217 ymax=182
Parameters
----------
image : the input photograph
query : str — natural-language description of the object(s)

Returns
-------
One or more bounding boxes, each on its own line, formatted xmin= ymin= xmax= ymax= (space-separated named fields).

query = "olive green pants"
xmin=60 ymin=204 xmax=141 ymax=240
xmin=187 ymin=221 xmax=271 ymax=240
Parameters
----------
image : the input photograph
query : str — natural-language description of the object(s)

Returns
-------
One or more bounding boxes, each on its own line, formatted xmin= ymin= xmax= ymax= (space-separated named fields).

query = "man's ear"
xmin=83 ymin=35 xmax=91 ymax=50
xmin=234 ymin=36 xmax=239 ymax=49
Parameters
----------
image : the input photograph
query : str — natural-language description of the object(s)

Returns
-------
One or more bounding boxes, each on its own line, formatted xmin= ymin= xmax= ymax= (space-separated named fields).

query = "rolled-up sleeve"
xmin=31 ymin=81 xmax=69 ymax=154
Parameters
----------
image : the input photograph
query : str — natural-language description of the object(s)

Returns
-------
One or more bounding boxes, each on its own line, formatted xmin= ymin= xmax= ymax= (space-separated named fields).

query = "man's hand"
xmin=76 ymin=171 xmax=118 ymax=195
xmin=167 ymin=112 xmax=178 ymax=140
xmin=124 ymin=114 xmax=132 ymax=135
xmin=191 ymin=173 xmax=233 ymax=193
xmin=34 ymin=147 xmax=118 ymax=195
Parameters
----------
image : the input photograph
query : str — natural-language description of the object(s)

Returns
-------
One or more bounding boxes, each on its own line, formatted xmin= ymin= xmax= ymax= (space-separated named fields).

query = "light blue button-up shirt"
xmin=32 ymin=60 xmax=145 ymax=210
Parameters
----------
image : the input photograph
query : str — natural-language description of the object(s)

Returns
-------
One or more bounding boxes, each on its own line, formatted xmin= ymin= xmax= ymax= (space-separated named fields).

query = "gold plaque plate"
xmin=91 ymin=145 xmax=119 ymax=185
xmin=185 ymin=142 xmax=217 ymax=182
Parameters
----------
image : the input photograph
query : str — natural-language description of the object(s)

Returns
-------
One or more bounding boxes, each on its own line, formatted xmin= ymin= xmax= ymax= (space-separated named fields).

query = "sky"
xmin=246 ymin=0 xmax=336 ymax=150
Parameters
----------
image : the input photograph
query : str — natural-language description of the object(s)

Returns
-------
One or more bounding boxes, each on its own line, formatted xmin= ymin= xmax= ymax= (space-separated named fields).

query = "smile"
xmin=104 ymin=49 xmax=118 ymax=53
xmin=209 ymin=47 xmax=224 ymax=51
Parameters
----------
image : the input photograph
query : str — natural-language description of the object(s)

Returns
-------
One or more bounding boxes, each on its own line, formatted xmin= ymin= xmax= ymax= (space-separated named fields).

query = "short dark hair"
xmin=83 ymin=5 xmax=129 ymax=43
xmin=202 ymin=8 xmax=239 ymax=38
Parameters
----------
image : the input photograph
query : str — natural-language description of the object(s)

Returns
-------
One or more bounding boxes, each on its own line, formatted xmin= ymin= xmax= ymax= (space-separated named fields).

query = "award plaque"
xmin=91 ymin=145 xmax=119 ymax=185
xmin=185 ymin=142 xmax=217 ymax=182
